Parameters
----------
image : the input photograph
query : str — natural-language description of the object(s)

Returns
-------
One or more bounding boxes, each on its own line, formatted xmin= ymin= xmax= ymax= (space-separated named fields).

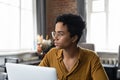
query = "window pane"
xmin=21 ymin=9 xmax=34 ymax=50
xmin=87 ymin=12 xmax=106 ymax=51
xmin=21 ymin=0 xmax=32 ymax=10
xmin=92 ymin=0 xmax=105 ymax=12
xmin=108 ymin=0 xmax=120 ymax=52
xmin=0 ymin=0 xmax=36 ymax=52
xmin=0 ymin=3 xmax=20 ymax=50
xmin=0 ymin=0 xmax=19 ymax=7
xmin=87 ymin=0 xmax=120 ymax=52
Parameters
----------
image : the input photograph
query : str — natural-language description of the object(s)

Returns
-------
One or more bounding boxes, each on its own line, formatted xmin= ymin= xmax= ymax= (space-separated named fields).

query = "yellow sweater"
xmin=39 ymin=47 xmax=108 ymax=80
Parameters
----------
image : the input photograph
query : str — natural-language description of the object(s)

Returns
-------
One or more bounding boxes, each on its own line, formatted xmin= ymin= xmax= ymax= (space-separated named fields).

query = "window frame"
xmin=86 ymin=0 xmax=120 ymax=52
xmin=0 ymin=0 xmax=38 ymax=55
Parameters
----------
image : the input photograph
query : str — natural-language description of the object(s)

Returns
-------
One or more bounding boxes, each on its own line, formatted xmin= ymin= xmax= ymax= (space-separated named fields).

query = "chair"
xmin=77 ymin=43 xmax=95 ymax=51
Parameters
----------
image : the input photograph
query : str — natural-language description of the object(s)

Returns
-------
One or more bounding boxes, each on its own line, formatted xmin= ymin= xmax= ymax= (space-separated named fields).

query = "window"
xmin=0 ymin=0 xmax=37 ymax=53
xmin=86 ymin=0 xmax=120 ymax=52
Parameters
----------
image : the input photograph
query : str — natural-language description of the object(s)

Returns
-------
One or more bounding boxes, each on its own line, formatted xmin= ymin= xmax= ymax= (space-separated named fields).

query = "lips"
xmin=54 ymin=43 xmax=58 ymax=46
xmin=54 ymin=41 xmax=59 ymax=46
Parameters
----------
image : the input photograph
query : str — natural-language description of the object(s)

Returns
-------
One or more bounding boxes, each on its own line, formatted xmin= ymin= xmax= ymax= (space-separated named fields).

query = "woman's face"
xmin=53 ymin=22 xmax=74 ymax=49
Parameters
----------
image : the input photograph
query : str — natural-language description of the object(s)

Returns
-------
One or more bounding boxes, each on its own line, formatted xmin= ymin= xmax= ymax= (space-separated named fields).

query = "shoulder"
xmin=80 ymin=47 xmax=99 ymax=60
xmin=39 ymin=47 xmax=61 ymax=66
xmin=45 ymin=47 xmax=62 ymax=58
xmin=47 ymin=47 xmax=60 ymax=54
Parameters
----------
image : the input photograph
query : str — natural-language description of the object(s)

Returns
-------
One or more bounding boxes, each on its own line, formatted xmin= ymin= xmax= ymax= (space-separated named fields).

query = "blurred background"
xmin=0 ymin=0 xmax=120 ymax=80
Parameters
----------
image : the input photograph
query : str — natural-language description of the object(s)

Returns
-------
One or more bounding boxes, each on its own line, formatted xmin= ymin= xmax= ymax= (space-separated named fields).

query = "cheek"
xmin=60 ymin=37 xmax=72 ymax=45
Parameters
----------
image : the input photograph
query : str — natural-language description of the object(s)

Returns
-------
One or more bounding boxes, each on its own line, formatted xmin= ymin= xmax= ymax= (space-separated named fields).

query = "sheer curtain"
xmin=86 ymin=0 xmax=120 ymax=52
xmin=0 ymin=0 xmax=37 ymax=53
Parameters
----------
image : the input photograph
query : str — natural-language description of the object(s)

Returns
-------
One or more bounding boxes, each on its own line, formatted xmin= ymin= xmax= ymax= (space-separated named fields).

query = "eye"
xmin=58 ymin=32 xmax=64 ymax=36
xmin=51 ymin=31 xmax=64 ymax=39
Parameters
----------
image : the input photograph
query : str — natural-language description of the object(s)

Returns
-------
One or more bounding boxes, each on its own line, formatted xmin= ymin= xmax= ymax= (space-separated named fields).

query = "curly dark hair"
xmin=55 ymin=14 xmax=86 ymax=43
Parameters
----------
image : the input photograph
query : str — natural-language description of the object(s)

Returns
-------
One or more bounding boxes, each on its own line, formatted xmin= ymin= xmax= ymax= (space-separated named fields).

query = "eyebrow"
xmin=55 ymin=31 xmax=64 ymax=33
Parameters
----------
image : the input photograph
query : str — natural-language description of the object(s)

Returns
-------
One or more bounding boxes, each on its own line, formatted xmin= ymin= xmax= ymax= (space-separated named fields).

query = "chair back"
xmin=78 ymin=43 xmax=95 ymax=51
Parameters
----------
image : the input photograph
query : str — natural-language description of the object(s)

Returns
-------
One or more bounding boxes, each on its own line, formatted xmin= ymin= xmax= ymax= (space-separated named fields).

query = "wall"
xmin=46 ymin=0 xmax=78 ymax=38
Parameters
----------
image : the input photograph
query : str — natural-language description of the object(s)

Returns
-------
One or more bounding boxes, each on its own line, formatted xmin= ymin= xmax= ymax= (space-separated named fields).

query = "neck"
xmin=62 ymin=46 xmax=79 ymax=59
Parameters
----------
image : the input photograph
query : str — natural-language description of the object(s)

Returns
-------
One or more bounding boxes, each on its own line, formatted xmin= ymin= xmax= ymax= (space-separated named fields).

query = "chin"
xmin=55 ymin=46 xmax=62 ymax=49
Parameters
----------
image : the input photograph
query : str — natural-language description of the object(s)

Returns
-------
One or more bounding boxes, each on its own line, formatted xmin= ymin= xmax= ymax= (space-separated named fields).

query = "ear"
xmin=72 ymin=35 xmax=78 ymax=43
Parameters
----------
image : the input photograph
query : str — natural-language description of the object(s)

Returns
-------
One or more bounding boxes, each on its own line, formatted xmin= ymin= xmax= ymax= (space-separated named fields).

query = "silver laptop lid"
xmin=6 ymin=63 xmax=57 ymax=80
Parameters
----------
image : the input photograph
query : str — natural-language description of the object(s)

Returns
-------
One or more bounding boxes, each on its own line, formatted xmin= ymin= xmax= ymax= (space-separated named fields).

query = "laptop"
xmin=6 ymin=63 xmax=57 ymax=80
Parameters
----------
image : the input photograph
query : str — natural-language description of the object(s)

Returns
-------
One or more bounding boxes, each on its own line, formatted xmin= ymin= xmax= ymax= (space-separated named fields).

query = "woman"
xmin=39 ymin=14 xmax=108 ymax=80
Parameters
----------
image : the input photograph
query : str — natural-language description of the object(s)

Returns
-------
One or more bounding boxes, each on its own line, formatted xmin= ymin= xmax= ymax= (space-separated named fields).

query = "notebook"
xmin=6 ymin=63 xmax=57 ymax=80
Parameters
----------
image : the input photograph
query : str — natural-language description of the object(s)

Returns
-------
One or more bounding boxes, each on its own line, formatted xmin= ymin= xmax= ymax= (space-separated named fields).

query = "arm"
xmin=38 ymin=47 xmax=57 ymax=67
xmin=91 ymin=55 xmax=109 ymax=80
xmin=38 ymin=53 xmax=50 ymax=67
